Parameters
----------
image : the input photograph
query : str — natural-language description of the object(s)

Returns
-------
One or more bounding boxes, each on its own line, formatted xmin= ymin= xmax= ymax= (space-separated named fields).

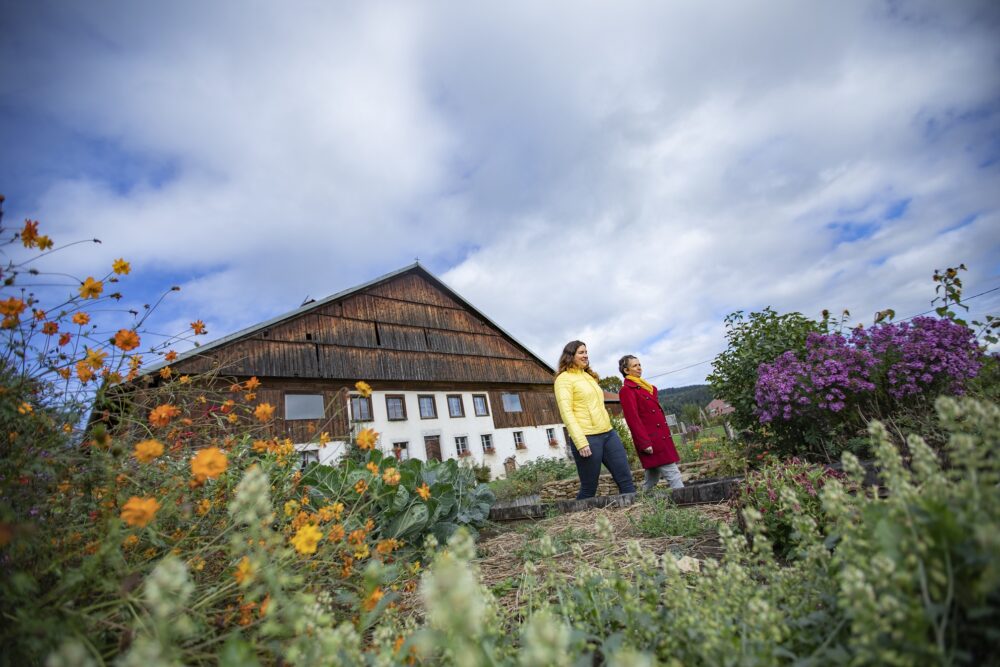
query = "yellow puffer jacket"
xmin=554 ymin=368 xmax=612 ymax=450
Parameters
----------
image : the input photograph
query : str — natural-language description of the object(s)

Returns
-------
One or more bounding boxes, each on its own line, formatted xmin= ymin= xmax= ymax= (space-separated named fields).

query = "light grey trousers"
xmin=643 ymin=463 xmax=684 ymax=490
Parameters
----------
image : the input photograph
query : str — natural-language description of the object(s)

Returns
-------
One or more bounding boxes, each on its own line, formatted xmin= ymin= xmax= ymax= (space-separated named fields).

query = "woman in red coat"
xmin=618 ymin=355 xmax=684 ymax=490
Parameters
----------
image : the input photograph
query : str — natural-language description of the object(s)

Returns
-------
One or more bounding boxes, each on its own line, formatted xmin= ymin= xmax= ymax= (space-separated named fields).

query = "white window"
xmin=392 ymin=441 xmax=409 ymax=461
xmin=418 ymin=395 xmax=437 ymax=419
xmin=447 ymin=395 xmax=465 ymax=418
xmin=286 ymin=394 xmax=324 ymax=420
xmin=350 ymin=395 xmax=373 ymax=421
xmin=501 ymin=393 xmax=522 ymax=412
xmin=385 ymin=395 xmax=407 ymax=421
xmin=455 ymin=436 xmax=469 ymax=456
xmin=481 ymin=434 xmax=494 ymax=453
xmin=513 ymin=431 xmax=526 ymax=449
xmin=299 ymin=450 xmax=319 ymax=468
xmin=473 ymin=394 xmax=489 ymax=416
xmin=546 ymin=427 xmax=558 ymax=445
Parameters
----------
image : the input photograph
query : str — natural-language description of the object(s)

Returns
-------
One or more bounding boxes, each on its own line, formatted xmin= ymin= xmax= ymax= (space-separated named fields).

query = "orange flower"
xmin=259 ymin=594 xmax=271 ymax=618
xmin=17 ymin=402 xmax=32 ymax=415
xmin=42 ymin=321 xmax=58 ymax=335
xmin=122 ymin=534 xmax=140 ymax=549
xmin=113 ymin=329 xmax=140 ymax=351
xmin=234 ymin=556 xmax=254 ymax=585
xmin=327 ymin=523 xmax=346 ymax=541
xmin=191 ymin=447 xmax=227 ymax=481
xmin=348 ymin=528 xmax=367 ymax=546
xmin=355 ymin=381 xmax=373 ymax=398
xmin=254 ymin=403 xmax=275 ymax=422
xmin=134 ymin=439 xmax=164 ymax=463
xmin=164 ymin=350 xmax=177 ymax=362
xmin=0 ymin=297 xmax=26 ymax=318
xmin=179 ymin=375 xmax=191 ymax=384
xmin=149 ymin=404 xmax=181 ymax=428
xmin=159 ymin=366 xmax=172 ymax=380
xmin=356 ymin=428 xmax=378 ymax=450
xmin=20 ymin=219 xmax=39 ymax=247
xmin=366 ymin=462 xmax=380 ymax=475
xmin=196 ymin=499 xmax=212 ymax=515
xmin=84 ymin=347 xmax=107 ymax=370
xmin=382 ymin=467 xmax=401 ymax=486
xmin=121 ymin=497 xmax=160 ymax=528
xmin=33 ymin=309 xmax=46 ymax=321
xmin=290 ymin=524 xmax=323 ymax=555
xmin=416 ymin=483 xmax=431 ymax=501
xmin=58 ymin=367 xmax=72 ymax=380
xmin=58 ymin=332 xmax=72 ymax=346
xmin=191 ymin=320 xmax=207 ymax=335
xmin=245 ymin=376 xmax=261 ymax=391
xmin=112 ymin=258 xmax=131 ymax=275
xmin=71 ymin=312 xmax=90 ymax=326
xmin=376 ymin=538 xmax=401 ymax=555
xmin=76 ymin=361 xmax=94 ymax=384
xmin=229 ymin=382 xmax=243 ymax=393
xmin=362 ymin=587 xmax=384 ymax=611
xmin=354 ymin=479 xmax=368 ymax=495
xmin=79 ymin=277 xmax=103 ymax=299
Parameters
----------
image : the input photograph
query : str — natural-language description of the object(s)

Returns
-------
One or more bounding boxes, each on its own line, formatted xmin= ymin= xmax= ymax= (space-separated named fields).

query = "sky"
xmin=2 ymin=0 xmax=999 ymax=386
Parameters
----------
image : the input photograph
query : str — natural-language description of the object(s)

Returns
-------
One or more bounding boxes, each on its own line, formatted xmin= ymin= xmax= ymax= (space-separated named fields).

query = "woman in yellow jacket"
xmin=554 ymin=340 xmax=636 ymax=499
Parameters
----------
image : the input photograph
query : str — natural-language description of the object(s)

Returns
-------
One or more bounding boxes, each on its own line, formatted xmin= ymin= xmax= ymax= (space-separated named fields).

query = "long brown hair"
xmin=556 ymin=340 xmax=600 ymax=380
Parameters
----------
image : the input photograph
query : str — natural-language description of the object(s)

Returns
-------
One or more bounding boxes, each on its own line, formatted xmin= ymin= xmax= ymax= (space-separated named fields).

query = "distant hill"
xmin=657 ymin=384 xmax=713 ymax=417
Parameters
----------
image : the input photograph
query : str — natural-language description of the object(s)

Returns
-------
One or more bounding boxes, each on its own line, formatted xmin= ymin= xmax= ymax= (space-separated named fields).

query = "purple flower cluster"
xmin=755 ymin=332 xmax=875 ymax=423
xmin=854 ymin=316 xmax=981 ymax=400
xmin=755 ymin=317 xmax=982 ymax=423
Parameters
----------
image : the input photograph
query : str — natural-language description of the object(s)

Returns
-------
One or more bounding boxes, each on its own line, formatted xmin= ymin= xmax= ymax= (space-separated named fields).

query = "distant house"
xmin=603 ymin=390 xmax=623 ymax=417
xmin=706 ymin=398 xmax=735 ymax=417
xmin=146 ymin=264 xmax=567 ymax=479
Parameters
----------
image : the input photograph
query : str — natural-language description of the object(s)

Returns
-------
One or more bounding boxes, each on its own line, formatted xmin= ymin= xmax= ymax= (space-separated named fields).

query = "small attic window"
xmin=305 ymin=333 xmax=313 ymax=341
xmin=262 ymin=330 xmax=270 ymax=338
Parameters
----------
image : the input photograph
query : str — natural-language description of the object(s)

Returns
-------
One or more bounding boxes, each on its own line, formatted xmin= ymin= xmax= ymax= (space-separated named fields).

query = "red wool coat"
xmin=619 ymin=379 xmax=680 ymax=468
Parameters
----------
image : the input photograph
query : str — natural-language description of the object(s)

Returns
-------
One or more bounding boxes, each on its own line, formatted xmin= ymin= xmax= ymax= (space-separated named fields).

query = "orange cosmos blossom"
xmin=382 ymin=467 xmax=401 ymax=486
xmin=356 ymin=428 xmax=378 ymax=450
xmin=355 ymin=381 xmax=373 ymax=398
xmin=71 ymin=312 xmax=90 ymax=326
xmin=113 ymin=329 xmax=140 ymax=351
xmin=133 ymin=439 xmax=164 ymax=464
xmin=20 ymin=219 xmax=39 ymax=247
xmin=366 ymin=462 xmax=379 ymax=475
xmin=164 ymin=350 xmax=177 ymax=362
xmin=254 ymin=403 xmax=275 ymax=422
xmin=159 ymin=366 xmax=173 ymax=380
xmin=58 ymin=332 xmax=72 ymax=346
xmin=84 ymin=347 xmax=107 ymax=370
xmin=354 ymin=479 xmax=368 ymax=495
xmin=33 ymin=309 xmax=46 ymax=321
xmin=362 ymin=587 xmax=384 ymax=611
xmin=112 ymin=258 xmax=131 ymax=275
xmin=76 ymin=362 xmax=94 ymax=383
xmin=79 ymin=277 xmax=103 ymax=299
xmin=121 ymin=497 xmax=160 ymax=528
xmin=42 ymin=321 xmax=58 ymax=335
xmin=149 ymin=403 xmax=181 ymax=428
xmin=416 ymin=483 xmax=431 ymax=501
xmin=244 ymin=376 xmax=261 ymax=391
xmin=234 ymin=556 xmax=254 ymax=585
xmin=191 ymin=447 xmax=227 ymax=481
xmin=191 ymin=320 xmax=207 ymax=335
xmin=0 ymin=297 xmax=26 ymax=317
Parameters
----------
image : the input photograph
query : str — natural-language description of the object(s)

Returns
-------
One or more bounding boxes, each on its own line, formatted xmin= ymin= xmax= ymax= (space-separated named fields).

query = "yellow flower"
xmin=382 ymin=467 xmax=401 ymax=486
xmin=0 ymin=297 xmax=26 ymax=318
xmin=354 ymin=479 xmax=368 ymax=495
xmin=113 ymin=329 xmax=140 ymax=351
xmin=122 ymin=534 xmax=140 ymax=549
xmin=416 ymin=483 xmax=431 ymax=501
xmin=355 ymin=381 xmax=373 ymax=398
xmin=356 ymin=428 xmax=378 ymax=450
xmin=234 ymin=556 xmax=254 ymax=585
xmin=366 ymin=462 xmax=379 ymax=475
xmin=134 ymin=439 xmax=164 ymax=464
xmin=191 ymin=447 xmax=228 ymax=481
xmin=318 ymin=431 xmax=331 ymax=448
xmin=71 ymin=312 xmax=90 ymax=326
xmin=17 ymin=402 xmax=32 ymax=415
xmin=36 ymin=235 xmax=53 ymax=251
xmin=196 ymin=499 xmax=212 ymax=516
xmin=254 ymin=402 xmax=275 ymax=422
xmin=284 ymin=500 xmax=300 ymax=517
xmin=84 ymin=347 xmax=108 ymax=370
xmin=121 ymin=496 xmax=160 ymax=528
xmin=112 ymin=258 xmax=131 ymax=275
xmin=148 ymin=403 xmax=181 ymax=428
xmin=290 ymin=524 xmax=323 ymax=555
xmin=79 ymin=277 xmax=103 ymax=299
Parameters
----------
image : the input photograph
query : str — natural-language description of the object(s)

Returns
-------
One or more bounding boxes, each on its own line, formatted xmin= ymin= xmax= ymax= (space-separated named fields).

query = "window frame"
xmin=447 ymin=394 xmax=465 ymax=418
xmin=501 ymin=392 xmax=523 ymax=413
xmin=472 ymin=394 xmax=490 ymax=417
xmin=417 ymin=394 xmax=438 ymax=420
xmin=513 ymin=431 xmax=526 ymax=449
xmin=350 ymin=395 xmax=373 ymax=422
xmin=299 ymin=449 xmax=320 ymax=469
xmin=385 ymin=394 xmax=407 ymax=421
xmin=455 ymin=435 xmax=470 ymax=457
xmin=284 ymin=393 xmax=325 ymax=421
xmin=392 ymin=441 xmax=410 ymax=461
xmin=480 ymin=433 xmax=494 ymax=453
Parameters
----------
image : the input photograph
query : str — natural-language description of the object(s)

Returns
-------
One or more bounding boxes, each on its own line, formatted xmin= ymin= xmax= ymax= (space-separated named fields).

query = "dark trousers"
xmin=569 ymin=429 xmax=636 ymax=499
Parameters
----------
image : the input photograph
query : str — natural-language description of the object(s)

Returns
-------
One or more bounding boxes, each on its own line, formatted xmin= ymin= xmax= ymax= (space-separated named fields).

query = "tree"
xmin=599 ymin=376 xmax=622 ymax=393
xmin=681 ymin=403 xmax=702 ymax=426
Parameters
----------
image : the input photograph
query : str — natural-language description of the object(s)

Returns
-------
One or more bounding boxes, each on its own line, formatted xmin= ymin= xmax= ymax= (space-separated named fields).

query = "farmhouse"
xmin=147 ymin=263 xmax=569 ymax=479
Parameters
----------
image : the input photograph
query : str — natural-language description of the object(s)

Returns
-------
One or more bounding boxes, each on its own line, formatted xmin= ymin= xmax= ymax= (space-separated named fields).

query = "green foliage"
xmin=708 ymin=307 xmax=820 ymax=435
xmin=680 ymin=402 xmax=702 ymax=426
xmin=597 ymin=375 xmax=622 ymax=393
xmin=488 ymin=457 xmax=576 ymax=501
xmin=629 ymin=496 xmax=714 ymax=538
xmin=610 ymin=414 xmax=642 ymax=469
xmin=302 ymin=455 xmax=495 ymax=543
xmin=657 ymin=383 xmax=714 ymax=418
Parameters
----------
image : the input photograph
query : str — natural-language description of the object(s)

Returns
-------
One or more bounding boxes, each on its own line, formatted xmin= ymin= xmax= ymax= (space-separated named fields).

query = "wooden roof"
xmin=152 ymin=263 xmax=556 ymax=385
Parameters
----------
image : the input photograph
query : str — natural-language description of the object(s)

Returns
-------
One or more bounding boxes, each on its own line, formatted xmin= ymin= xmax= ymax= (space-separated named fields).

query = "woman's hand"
xmin=579 ymin=446 xmax=592 ymax=457
xmin=643 ymin=446 xmax=653 ymax=454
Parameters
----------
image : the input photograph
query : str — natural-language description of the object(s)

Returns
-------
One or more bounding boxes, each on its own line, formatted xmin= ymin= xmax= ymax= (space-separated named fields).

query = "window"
xmin=455 ymin=436 xmax=469 ymax=456
xmin=513 ymin=431 xmax=526 ymax=449
xmin=350 ymin=395 xmax=373 ymax=421
xmin=473 ymin=394 xmax=489 ymax=416
xmin=285 ymin=394 xmax=324 ymax=420
xmin=392 ymin=441 xmax=409 ymax=461
xmin=385 ymin=395 xmax=407 ymax=421
xmin=299 ymin=450 xmax=320 ymax=469
xmin=546 ymin=427 xmax=559 ymax=447
xmin=481 ymin=434 xmax=494 ymax=453
xmin=501 ymin=393 xmax=523 ymax=413
xmin=447 ymin=394 xmax=465 ymax=418
xmin=418 ymin=395 xmax=437 ymax=419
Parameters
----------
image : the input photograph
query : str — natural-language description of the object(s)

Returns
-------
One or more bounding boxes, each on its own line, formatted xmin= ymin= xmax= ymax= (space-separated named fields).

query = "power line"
xmin=641 ymin=283 xmax=1000 ymax=381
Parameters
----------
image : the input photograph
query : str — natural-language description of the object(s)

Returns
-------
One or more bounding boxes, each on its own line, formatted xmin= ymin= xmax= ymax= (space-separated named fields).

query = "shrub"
xmin=629 ymin=496 xmax=714 ymax=538
xmin=489 ymin=457 xmax=575 ymax=501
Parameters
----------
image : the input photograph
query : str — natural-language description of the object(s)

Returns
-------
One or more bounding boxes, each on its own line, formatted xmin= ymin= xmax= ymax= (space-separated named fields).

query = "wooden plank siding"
xmin=489 ymin=390 xmax=561 ymax=429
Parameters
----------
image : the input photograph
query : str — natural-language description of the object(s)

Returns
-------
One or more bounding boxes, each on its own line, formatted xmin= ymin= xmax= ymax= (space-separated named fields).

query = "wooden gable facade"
xmin=156 ymin=264 xmax=562 ymax=445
